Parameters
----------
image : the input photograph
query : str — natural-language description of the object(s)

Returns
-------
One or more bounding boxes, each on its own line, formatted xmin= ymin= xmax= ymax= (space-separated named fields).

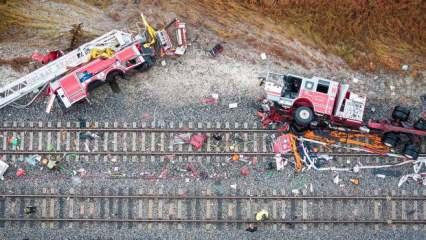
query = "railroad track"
xmin=1 ymin=121 xmax=424 ymax=171
xmin=0 ymin=187 xmax=425 ymax=230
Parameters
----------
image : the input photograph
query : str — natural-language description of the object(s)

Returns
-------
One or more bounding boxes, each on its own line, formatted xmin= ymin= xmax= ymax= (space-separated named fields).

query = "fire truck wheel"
xmin=403 ymin=144 xmax=419 ymax=160
xmin=294 ymin=107 xmax=314 ymax=126
xmin=392 ymin=106 xmax=410 ymax=122
xmin=382 ymin=132 xmax=399 ymax=148
xmin=414 ymin=119 xmax=426 ymax=130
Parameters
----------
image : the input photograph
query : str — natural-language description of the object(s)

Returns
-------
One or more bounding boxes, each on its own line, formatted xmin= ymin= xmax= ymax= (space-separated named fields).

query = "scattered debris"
xmin=231 ymin=154 xmax=240 ymax=161
xmin=291 ymin=189 xmax=300 ymax=195
xmin=350 ymin=178 xmax=360 ymax=185
xmin=401 ymin=64 xmax=409 ymax=71
xmin=230 ymin=183 xmax=237 ymax=190
xmin=372 ymin=169 xmax=402 ymax=177
xmin=189 ymin=134 xmax=207 ymax=149
xmin=161 ymin=60 xmax=167 ymax=66
xmin=209 ymin=44 xmax=224 ymax=57
xmin=24 ymin=206 xmax=37 ymax=214
xmin=255 ymin=209 xmax=269 ymax=221
xmin=76 ymin=168 xmax=87 ymax=177
xmin=25 ymin=155 xmax=41 ymax=166
xmin=32 ymin=50 xmax=64 ymax=64
xmin=173 ymin=133 xmax=191 ymax=145
xmin=376 ymin=174 xmax=386 ymax=179
xmin=16 ymin=168 xmax=26 ymax=177
xmin=240 ymin=166 xmax=250 ymax=176
xmin=0 ymin=160 xmax=9 ymax=180
xmin=229 ymin=103 xmax=238 ymax=109
xmin=398 ymin=173 xmax=426 ymax=187
xmin=202 ymin=93 xmax=219 ymax=105
xmin=260 ymin=52 xmax=267 ymax=60
xmin=333 ymin=175 xmax=341 ymax=185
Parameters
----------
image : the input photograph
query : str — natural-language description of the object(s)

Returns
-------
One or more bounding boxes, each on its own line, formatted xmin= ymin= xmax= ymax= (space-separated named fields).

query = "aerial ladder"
xmin=0 ymin=30 xmax=135 ymax=109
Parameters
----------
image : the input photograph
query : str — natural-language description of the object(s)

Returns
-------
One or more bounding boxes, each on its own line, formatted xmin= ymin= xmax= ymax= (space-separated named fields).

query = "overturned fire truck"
xmin=258 ymin=72 xmax=425 ymax=159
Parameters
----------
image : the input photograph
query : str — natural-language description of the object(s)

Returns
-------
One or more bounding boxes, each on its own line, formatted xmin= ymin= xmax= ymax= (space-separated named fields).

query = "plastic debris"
xmin=291 ymin=189 xmax=300 ymax=195
xmin=333 ymin=175 xmax=340 ymax=185
xmin=173 ymin=133 xmax=191 ymax=145
xmin=161 ymin=60 xmax=167 ymax=66
xmin=0 ymin=160 xmax=9 ymax=180
xmin=398 ymin=173 xmax=426 ymax=187
xmin=372 ymin=169 xmax=402 ymax=177
xmin=275 ymin=154 xmax=286 ymax=171
xmin=240 ymin=166 xmax=250 ymax=176
xmin=32 ymin=50 xmax=63 ymax=64
xmin=9 ymin=136 xmax=21 ymax=150
xmin=25 ymin=155 xmax=41 ymax=166
xmin=260 ymin=52 xmax=267 ymax=60
xmin=229 ymin=103 xmax=238 ymax=109
xmin=77 ymin=168 xmax=87 ymax=177
xmin=16 ymin=168 xmax=26 ymax=177
xmin=376 ymin=174 xmax=386 ymax=179
xmin=202 ymin=93 xmax=219 ymax=105
xmin=230 ymin=183 xmax=237 ymax=190
xmin=47 ymin=160 xmax=58 ymax=170
xmin=189 ymin=134 xmax=207 ymax=149
xmin=231 ymin=154 xmax=240 ymax=161
xmin=350 ymin=178 xmax=360 ymax=185
xmin=209 ymin=44 xmax=224 ymax=57
xmin=401 ymin=64 xmax=409 ymax=71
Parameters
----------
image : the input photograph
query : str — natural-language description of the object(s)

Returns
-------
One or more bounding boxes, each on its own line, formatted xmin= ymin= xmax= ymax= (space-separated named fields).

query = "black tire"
xmin=403 ymin=144 xmax=419 ymax=160
xmin=382 ymin=132 xmax=400 ymax=148
xmin=87 ymin=80 xmax=106 ymax=92
xmin=106 ymin=71 xmax=122 ymax=93
xmin=392 ymin=106 xmax=410 ymax=122
xmin=293 ymin=107 xmax=314 ymax=126
xmin=413 ymin=119 xmax=426 ymax=131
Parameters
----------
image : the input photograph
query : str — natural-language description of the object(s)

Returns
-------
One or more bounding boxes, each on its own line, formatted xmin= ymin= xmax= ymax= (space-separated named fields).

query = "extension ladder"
xmin=0 ymin=30 xmax=134 ymax=109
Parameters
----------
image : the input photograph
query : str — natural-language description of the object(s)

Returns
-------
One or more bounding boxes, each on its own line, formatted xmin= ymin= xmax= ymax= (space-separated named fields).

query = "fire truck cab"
xmin=47 ymin=43 xmax=154 ymax=111
xmin=262 ymin=72 xmax=367 ymax=129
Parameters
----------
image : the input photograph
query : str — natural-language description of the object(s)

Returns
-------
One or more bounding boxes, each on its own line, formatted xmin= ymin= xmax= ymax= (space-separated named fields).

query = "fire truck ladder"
xmin=0 ymin=30 xmax=134 ymax=109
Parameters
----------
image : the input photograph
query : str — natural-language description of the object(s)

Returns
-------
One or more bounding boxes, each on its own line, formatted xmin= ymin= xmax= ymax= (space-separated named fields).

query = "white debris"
xmin=211 ymin=93 xmax=219 ymax=101
xmin=352 ymin=77 xmax=359 ymax=83
xmin=275 ymin=154 xmax=284 ymax=171
xmin=291 ymin=189 xmax=300 ymax=195
xmin=230 ymin=184 xmax=237 ymax=190
xmin=260 ymin=52 xmax=267 ymax=60
xmin=376 ymin=174 xmax=386 ymax=179
xmin=161 ymin=60 xmax=167 ymax=66
xmin=229 ymin=103 xmax=238 ymax=109
xmin=0 ymin=160 xmax=9 ymax=180
xmin=175 ymin=46 xmax=186 ymax=55
xmin=401 ymin=64 xmax=409 ymax=71
xmin=333 ymin=175 xmax=341 ymax=185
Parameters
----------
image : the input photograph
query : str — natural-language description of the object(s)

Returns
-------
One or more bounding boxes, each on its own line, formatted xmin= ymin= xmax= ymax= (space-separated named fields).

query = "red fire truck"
xmin=46 ymin=43 xmax=155 ymax=112
xmin=259 ymin=72 xmax=425 ymax=159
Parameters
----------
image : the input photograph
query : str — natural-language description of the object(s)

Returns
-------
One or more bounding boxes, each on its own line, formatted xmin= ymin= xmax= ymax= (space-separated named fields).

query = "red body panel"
xmin=59 ymin=75 xmax=86 ymax=103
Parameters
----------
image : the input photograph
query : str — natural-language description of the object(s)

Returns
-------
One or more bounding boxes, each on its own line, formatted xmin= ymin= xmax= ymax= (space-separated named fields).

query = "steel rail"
xmin=0 ymin=127 xmax=281 ymax=133
xmin=2 ymin=150 xmax=422 ymax=157
xmin=0 ymin=218 xmax=424 ymax=224
xmin=1 ymin=194 xmax=424 ymax=201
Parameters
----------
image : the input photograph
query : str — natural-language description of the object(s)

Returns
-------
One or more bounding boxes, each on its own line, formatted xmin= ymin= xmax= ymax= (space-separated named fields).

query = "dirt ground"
xmin=0 ymin=0 xmax=425 ymax=113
